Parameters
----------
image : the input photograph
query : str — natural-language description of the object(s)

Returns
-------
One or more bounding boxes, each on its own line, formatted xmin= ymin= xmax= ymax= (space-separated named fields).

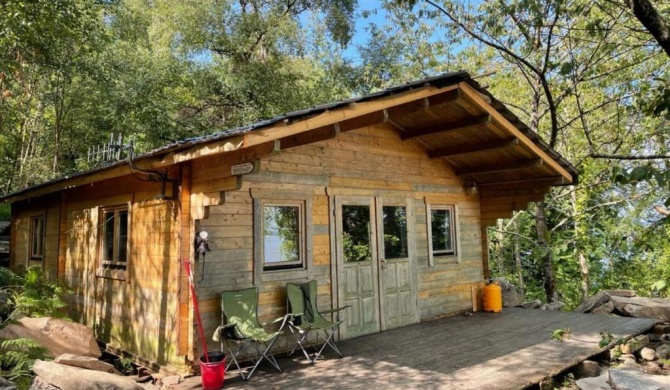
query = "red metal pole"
xmin=183 ymin=259 xmax=209 ymax=363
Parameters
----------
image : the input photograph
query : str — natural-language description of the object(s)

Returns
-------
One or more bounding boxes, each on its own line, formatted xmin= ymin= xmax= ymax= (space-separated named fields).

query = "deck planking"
xmin=174 ymin=308 xmax=656 ymax=390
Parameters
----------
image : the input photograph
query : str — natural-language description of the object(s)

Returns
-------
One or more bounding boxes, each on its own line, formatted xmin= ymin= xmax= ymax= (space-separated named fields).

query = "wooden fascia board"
xmin=149 ymin=137 xmax=245 ymax=169
xmin=458 ymin=82 xmax=573 ymax=184
xmin=242 ymin=84 xmax=461 ymax=149
xmin=429 ymin=138 xmax=519 ymax=159
xmin=456 ymin=159 xmax=543 ymax=177
xmin=401 ymin=114 xmax=491 ymax=141
xmin=2 ymin=165 xmax=134 ymax=204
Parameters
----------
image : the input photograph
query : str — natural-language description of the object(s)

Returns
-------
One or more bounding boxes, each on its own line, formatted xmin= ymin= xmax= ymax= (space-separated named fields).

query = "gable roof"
xmin=0 ymin=71 xmax=577 ymax=204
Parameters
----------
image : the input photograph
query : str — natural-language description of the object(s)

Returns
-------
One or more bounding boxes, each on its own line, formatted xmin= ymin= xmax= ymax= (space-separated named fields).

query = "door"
xmin=335 ymin=196 xmax=417 ymax=339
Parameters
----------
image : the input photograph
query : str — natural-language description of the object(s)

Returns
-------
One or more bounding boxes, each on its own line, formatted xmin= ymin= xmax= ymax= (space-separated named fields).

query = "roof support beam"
xmin=400 ymin=114 xmax=490 ymax=140
xmin=458 ymin=82 xmax=573 ymax=183
xmin=456 ymin=159 xmax=543 ymax=177
xmin=477 ymin=176 xmax=568 ymax=190
xmin=429 ymin=138 xmax=519 ymax=159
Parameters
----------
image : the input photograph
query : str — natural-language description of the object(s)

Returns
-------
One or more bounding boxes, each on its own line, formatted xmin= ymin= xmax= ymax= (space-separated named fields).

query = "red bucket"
xmin=200 ymin=352 xmax=226 ymax=390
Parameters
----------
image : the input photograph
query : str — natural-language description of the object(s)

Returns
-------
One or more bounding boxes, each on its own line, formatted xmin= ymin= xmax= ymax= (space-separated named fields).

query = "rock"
xmin=620 ymin=335 xmax=649 ymax=354
xmin=492 ymin=278 xmax=524 ymax=308
xmin=609 ymin=368 xmax=670 ymax=390
xmin=29 ymin=376 xmax=59 ymax=390
xmin=640 ymin=347 xmax=657 ymax=361
xmin=0 ymin=317 xmax=101 ymax=358
xmin=575 ymin=290 xmax=636 ymax=313
xmin=55 ymin=353 xmax=122 ymax=374
xmin=655 ymin=344 xmax=670 ymax=360
xmin=574 ymin=360 xmax=602 ymax=379
xmin=576 ymin=372 xmax=611 ymax=390
xmin=610 ymin=296 xmax=670 ymax=322
xmin=0 ymin=377 xmax=17 ymax=390
xmin=651 ymin=324 xmax=670 ymax=334
xmin=541 ymin=301 xmax=565 ymax=311
xmin=32 ymin=360 xmax=143 ymax=390
xmin=619 ymin=355 xmax=638 ymax=367
xmin=519 ymin=299 xmax=542 ymax=309
xmin=158 ymin=375 xmax=181 ymax=387
xmin=592 ymin=301 xmax=616 ymax=316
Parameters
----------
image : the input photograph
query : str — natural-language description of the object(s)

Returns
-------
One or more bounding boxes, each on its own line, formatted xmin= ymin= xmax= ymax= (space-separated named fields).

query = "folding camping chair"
xmin=213 ymin=287 xmax=292 ymax=380
xmin=286 ymin=280 xmax=348 ymax=363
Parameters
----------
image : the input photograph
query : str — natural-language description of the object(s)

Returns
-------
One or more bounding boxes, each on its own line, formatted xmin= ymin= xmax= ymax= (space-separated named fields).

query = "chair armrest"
xmin=321 ymin=305 xmax=350 ymax=321
xmin=321 ymin=306 xmax=349 ymax=315
xmin=261 ymin=313 xmax=296 ymax=331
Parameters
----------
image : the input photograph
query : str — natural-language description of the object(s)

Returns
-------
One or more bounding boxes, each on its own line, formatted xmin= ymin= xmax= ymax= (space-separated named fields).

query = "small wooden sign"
xmin=231 ymin=162 xmax=255 ymax=175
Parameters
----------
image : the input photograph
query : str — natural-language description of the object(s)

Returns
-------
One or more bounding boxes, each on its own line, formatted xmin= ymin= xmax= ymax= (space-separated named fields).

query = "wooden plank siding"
xmin=10 ymin=194 xmax=60 ymax=279
xmin=191 ymin=123 xmax=488 ymax=359
xmin=54 ymin=176 xmax=185 ymax=371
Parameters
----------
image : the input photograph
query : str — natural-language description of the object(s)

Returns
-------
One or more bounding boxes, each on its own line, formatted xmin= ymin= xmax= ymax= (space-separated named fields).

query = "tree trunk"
xmin=571 ymin=188 xmax=590 ymax=301
xmin=625 ymin=0 xmax=670 ymax=58
xmin=513 ymin=214 xmax=525 ymax=297
xmin=534 ymin=201 xmax=557 ymax=303
xmin=497 ymin=219 xmax=505 ymax=275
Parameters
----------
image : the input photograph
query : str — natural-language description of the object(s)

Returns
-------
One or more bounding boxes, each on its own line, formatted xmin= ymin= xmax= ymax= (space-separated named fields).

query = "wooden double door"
xmin=334 ymin=196 xmax=419 ymax=339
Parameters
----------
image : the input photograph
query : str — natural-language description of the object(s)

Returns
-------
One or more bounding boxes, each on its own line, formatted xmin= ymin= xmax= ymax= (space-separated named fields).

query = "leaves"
xmin=552 ymin=328 xmax=571 ymax=342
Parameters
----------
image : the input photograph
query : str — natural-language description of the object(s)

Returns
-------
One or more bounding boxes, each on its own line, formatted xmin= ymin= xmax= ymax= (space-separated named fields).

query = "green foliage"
xmin=552 ymin=328 xmax=570 ymax=342
xmin=113 ymin=356 xmax=136 ymax=376
xmin=0 ymin=204 xmax=9 ymax=221
xmin=0 ymin=338 xmax=49 ymax=389
xmin=0 ymin=267 xmax=67 ymax=387
xmin=4 ymin=266 xmax=69 ymax=321
xmin=598 ymin=332 xmax=624 ymax=349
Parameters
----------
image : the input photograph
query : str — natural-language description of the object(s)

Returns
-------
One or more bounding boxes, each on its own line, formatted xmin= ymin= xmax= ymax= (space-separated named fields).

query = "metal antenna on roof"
xmin=87 ymin=133 xmax=128 ymax=166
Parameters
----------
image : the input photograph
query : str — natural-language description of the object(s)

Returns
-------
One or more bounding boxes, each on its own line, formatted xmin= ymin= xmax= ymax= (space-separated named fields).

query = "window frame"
xmin=252 ymin=192 xmax=313 ymax=284
xmin=29 ymin=215 xmax=45 ymax=261
xmin=426 ymin=203 xmax=460 ymax=266
xmin=97 ymin=204 xmax=131 ymax=280
xmin=259 ymin=200 xmax=305 ymax=271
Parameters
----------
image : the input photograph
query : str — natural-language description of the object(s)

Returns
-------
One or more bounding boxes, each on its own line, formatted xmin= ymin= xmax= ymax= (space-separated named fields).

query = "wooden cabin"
xmin=0 ymin=72 xmax=577 ymax=373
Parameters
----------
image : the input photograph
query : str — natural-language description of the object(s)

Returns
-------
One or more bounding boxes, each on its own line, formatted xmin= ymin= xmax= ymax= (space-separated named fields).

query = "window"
xmin=100 ymin=206 xmax=129 ymax=271
xmin=261 ymin=202 xmax=304 ymax=271
xmin=342 ymin=205 xmax=372 ymax=263
xmin=30 ymin=216 xmax=45 ymax=260
xmin=427 ymin=204 xmax=458 ymax=265
xmin=382 ymin=206 xmax=408 ymax=259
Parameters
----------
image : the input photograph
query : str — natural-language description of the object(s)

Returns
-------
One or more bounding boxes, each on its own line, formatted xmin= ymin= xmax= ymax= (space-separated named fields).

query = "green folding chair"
xmin=286 ymin=280 xmax=348 ymax=363
xmin=213 ymin=287 xmax=292 ymax=380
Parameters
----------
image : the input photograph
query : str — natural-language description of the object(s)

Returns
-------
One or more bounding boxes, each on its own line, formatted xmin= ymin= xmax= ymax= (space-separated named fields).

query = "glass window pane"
xmin=104 ymin=211 xmax=115 ymax=261
xmin=431 ymin=209 xmax=453 ymax=253
xmin=31 ymin=217 xmax=44 ymax=258
xmin=342 ymin=205 xmax=372 ymax=262
xmin=117 ymin=210 xmax=128 ymax=262
xmin=383 ymin=206 xmax=408 ymax=259
xmin=263 ymin=205 xmax=300 ymax=265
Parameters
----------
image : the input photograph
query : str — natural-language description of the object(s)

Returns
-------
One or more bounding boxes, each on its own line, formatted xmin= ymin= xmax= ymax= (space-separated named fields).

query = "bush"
xmin=0 ymin=266 xmax=69 ymax=389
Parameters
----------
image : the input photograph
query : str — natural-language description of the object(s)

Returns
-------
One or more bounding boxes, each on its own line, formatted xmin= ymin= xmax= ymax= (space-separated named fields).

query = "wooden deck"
xmin=175 ymin=308 xmax=656 ymax=390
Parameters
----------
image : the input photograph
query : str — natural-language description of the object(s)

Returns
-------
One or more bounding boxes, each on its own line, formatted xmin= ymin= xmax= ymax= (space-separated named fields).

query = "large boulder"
xmin=55 ymin=353 xmax=121 ymax=375
xmin=609 ymin=368 xmax=670 ymax=390
xmin=492 ymin=278 xmax=524 ymax=308
xmin=0 ymin=317 xmax=101 ymax=358
xmin=574 ymin=290 xmax=636 ymax=314
xmin=575 ymin=372 xmax=611 ymax=390
xmin=32 ymin=360 xmax=142 ymax=390
xmin=610 ymin=296 xmax=670 ymax=322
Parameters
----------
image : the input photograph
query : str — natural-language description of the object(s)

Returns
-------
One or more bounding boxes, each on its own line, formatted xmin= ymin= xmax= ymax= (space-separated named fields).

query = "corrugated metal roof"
xmin=0 ymin=71 xmax=577 ymax=202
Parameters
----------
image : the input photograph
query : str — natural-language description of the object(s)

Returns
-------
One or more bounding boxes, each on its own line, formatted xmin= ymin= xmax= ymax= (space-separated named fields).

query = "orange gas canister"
xmin=482 ymin=282 xmax=502 ymax=313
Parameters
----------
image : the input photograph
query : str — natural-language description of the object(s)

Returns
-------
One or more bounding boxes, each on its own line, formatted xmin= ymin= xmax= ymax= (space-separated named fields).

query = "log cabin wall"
xmin=190 ymin=122 xmax=486 ymax=357
xmin=10 ymin=193 xmax=61 ymax=278
xmin=59 ymin=173 xmax=183 ymax=372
